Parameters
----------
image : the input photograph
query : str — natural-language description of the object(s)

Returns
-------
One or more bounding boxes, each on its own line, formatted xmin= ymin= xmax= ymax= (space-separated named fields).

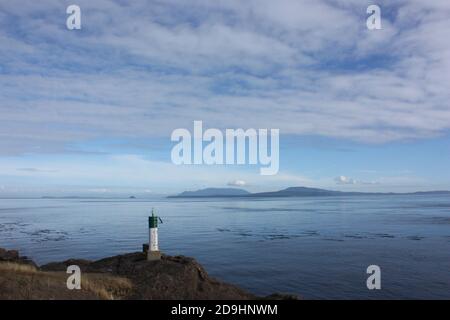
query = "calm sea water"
xmin=1 ymin=195 xmax=449 ymax=299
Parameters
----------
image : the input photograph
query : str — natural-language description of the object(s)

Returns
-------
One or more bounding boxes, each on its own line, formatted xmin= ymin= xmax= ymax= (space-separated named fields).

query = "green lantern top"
xmin=149 ymin=208 xmax=162 ymax=228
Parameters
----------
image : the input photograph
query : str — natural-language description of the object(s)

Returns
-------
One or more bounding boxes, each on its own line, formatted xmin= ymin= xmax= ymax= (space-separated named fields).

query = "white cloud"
xmin=335 ymin=175 xmax=356 ymax=185
xmin=0 ymin=0 xmax=449 ymax=156
xmin=334 ymin=175 xmax=382 ymax=186
xmin=227 ymin=179 xmax=246 ymax=187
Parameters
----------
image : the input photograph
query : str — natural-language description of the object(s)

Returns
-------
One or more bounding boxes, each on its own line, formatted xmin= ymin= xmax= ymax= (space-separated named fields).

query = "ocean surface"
xmin=1 ymin=194 xmax=449 ymax=299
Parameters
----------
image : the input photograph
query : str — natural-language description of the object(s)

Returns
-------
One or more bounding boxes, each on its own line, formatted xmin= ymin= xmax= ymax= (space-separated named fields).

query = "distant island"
xmin=169 ymin=186 xmax=450 ymax=198
xmin=169 ymin=188 xmax=251 ymax=198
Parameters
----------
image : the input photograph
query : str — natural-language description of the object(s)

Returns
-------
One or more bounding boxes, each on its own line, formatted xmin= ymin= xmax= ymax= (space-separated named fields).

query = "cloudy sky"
xmin=1 ymin=0 xmax=450 ymax=195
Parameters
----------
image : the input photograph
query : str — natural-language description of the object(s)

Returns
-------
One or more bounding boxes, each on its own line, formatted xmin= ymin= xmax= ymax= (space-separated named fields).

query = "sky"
xmin=1 ymin=0 xmax=450 ymax=196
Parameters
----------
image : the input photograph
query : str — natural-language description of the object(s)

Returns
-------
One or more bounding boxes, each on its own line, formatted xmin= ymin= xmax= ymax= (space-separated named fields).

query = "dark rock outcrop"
xmin=0 ymin=248 xmax=298 ymax=300
xmin=0 ymin=247 xmax=36 ymax=267
xmin=41 ymin=252 xmax=256 ymax=299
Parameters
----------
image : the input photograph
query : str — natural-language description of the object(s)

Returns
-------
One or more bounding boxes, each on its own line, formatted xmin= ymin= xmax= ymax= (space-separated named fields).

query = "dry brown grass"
xmin=0 ymin=262 xmax=38 ymax=274
xmin=81 ymin=274 xmax=133 ymax=300
xmin=0 ymin=262 xmax=133 ymax=300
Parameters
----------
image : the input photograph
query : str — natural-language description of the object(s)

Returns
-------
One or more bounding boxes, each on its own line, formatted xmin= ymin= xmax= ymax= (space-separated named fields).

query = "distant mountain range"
xmin=170 ymin=188 xmax=251 ymax=198
xmin=169 ymin=187 xmax=450 ymax=198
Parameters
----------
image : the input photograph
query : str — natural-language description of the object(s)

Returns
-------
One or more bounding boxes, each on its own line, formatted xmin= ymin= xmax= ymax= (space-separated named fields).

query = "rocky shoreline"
xmin=0 ymin=247 xmax=298 ymax=300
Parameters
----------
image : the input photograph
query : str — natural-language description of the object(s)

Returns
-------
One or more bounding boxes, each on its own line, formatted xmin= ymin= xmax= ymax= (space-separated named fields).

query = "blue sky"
xmin=1 ymin=0 xmax=450 ymax=195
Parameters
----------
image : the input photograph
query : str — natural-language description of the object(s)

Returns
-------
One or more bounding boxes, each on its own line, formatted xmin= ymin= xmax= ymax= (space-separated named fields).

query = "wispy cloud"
xmin=0 ymin=154 xmax=312 ymax=192
xmin=0 ymin=0 xmax=449 ymax=157
xmin=16 ymin=167 xmax=58 ymax=173
xmin=335 ymin=175 xmax=381 ymax=185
